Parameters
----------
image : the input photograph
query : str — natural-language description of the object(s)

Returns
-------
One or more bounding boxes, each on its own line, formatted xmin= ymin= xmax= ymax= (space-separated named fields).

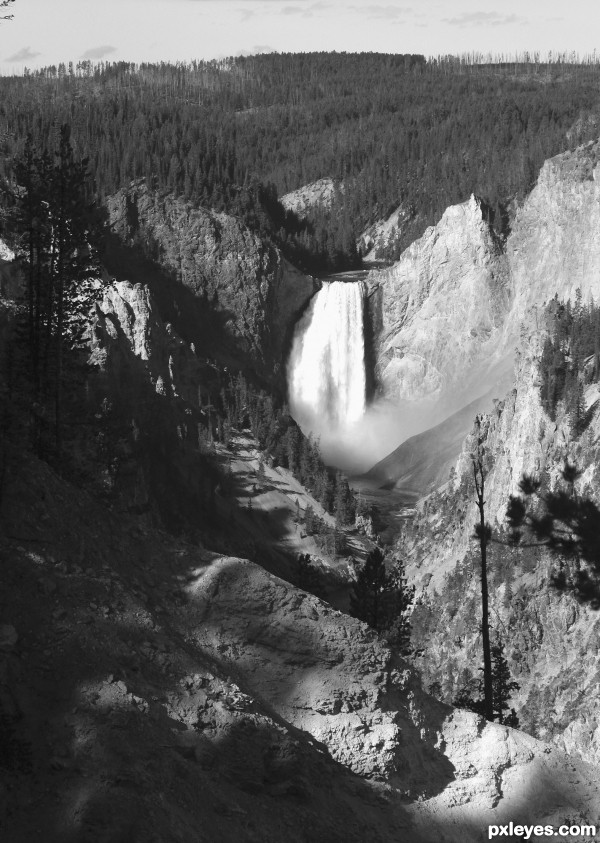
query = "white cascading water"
xmin=288 ymin=281 xmax=367 ymax=444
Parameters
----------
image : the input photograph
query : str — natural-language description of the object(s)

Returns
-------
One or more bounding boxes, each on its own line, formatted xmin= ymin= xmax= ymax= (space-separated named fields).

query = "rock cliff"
xmin=106 ymin=184 xmax=317 ymax=379
xmin=280 ymin=177 xmax=338 ymax=217
xmin=365 ymin=139 xmax=600 ymax=487
xmin=402 ymin=321 xmax=600 ymax=768
xmin=368 ymin=140 xmax=600 ymax=411
xmin=366 ymin=195 xmax=510 ymax=408
xmin=358 ymin=203 xmax=414 ymax=263
xmin=365 ymin=139 xmax=600 ymax=769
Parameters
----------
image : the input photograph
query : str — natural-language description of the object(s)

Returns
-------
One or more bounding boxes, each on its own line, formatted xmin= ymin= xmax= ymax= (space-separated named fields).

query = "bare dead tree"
xmin=471 ymin=417 xmax=494 ymax=721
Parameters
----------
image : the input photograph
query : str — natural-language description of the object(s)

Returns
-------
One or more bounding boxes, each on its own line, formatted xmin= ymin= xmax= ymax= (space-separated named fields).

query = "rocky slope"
xmin=280 ymin=178 xmax=338 ymax=218
xmin=106 ymin=183 xmax=317 ymax=379
xmin=358 ymin=203 xmax=414 ymax=263
xmin=1 ymin=451 xmax=599 ymax=842
xmin=401 ymin=321 xmax=600 ymax=767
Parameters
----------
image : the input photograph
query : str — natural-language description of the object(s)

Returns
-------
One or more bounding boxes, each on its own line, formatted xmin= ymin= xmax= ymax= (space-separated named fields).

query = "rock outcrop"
xmin=358 ymin=203 xmax=414 ymax=263
xmin=402 ymin=323 xmax=600 ymax=768
xmin=367 ymin=195 xmax=510 ymax=408
xmin=106 ymin=184 xmax=317 ymax=378
xmin=280 ymin=177 xmax=338 ymax=217
xmin=179 ymin=555 xmax=600 ymax=838
xmin=91 ymin=279 xmax=206 ymax=407
xmin=367 ymin=139 xmax=600 ymax=413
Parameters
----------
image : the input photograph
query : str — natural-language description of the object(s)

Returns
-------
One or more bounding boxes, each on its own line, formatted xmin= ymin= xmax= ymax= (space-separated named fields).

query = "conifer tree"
xmin=507 ymin=462 xmax=600 ymax=608
xmin=471 ymin=417 xmax=494 ymax=721
xmin=491 ymin=640 xmax=520 ymax=726
xmin=296 ymin=553 xmax=325 ymax=598
xmin=350 ymin=547 xmax=414 ymax=654
xmin=350 ymin=546 xmax=389 ymax=631
xmin=10 ymin=125 xmax=104 ymax=457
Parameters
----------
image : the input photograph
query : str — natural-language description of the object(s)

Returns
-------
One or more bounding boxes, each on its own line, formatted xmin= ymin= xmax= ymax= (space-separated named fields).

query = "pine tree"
xmin=384 ymin=557 xmax=415 ymax=654
xmin=10 ymin=125 xmax=104 ymax=458
xmin=296 ymin=553 xmax=325 ymax=598
xmin=507 ymin=462 xmax=600 ymax=608
xmin=350 ymin=547 xmax=389 ymax=631
xmin=471 ymin=417 xmax=494 ymax=721
xmin=491 ymin=640 xmax=520 ymax=726
xmin=350 ymin=547 xmax=414 ymax=654
xmin=303 ymin=504 xmax=315 ymax=534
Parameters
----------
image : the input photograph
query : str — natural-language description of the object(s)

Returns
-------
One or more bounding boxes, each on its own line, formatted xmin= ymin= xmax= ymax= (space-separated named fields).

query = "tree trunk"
xmin=474 ymin=459 xmax=494 ymax=721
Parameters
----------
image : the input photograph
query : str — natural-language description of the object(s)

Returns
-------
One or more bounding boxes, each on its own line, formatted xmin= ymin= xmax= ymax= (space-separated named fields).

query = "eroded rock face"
xmin=280 ymin=177 xmax=338 ymax=217
xmin=107 ymin=185 xmax=317 ymax=376
xmin=358 ymin=203 xmax=415 ymax=263
xmin=179 ymin=555 xmax=600 ymax=837
xmin=403 ymin=325 xmax=600 ymax=768
xmin=91 ymin=280 xmax=204 ymax=406
xmin=367 ymin=196 xmax=509 ymax=407
xmin=506 ymin=139 xmax=600 ymax=330
xmin=368 ymin=140 xmax=600 ymax=410
xmin=88 ymin=279 xmax=215 ymax=525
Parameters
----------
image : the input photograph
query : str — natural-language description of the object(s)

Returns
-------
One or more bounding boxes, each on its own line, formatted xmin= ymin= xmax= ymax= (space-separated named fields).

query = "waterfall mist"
xmin=287 ymin=280 xmax=512 ymax=475
xmin=288 ymin=279 xmax=383 ymax=473
xmin=288 ymin=280 xmax=366 ymax=451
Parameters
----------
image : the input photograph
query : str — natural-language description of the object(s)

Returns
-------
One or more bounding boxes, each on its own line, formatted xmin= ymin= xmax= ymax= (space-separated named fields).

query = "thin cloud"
xmin=280 ymin=2 xmax=329 ymax=15
xmin=444 ymin=12 xmax=526 ymax=26
xmin=5 ymin=46 xmax=41 ymax=62
xmin=81 ymin=45 xmax=118 ymax=60
xmin=361 ymin=5 xmax=414 ymax=20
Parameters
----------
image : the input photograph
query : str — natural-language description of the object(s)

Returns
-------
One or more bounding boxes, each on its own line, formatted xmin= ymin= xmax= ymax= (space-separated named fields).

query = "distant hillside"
xmin=2 ymin=53 xmax=600 ymax=270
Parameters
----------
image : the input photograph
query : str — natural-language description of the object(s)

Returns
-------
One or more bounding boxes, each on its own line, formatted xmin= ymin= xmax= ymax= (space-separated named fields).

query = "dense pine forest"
xmin=1 ymin=53 xmax=600 ymax=269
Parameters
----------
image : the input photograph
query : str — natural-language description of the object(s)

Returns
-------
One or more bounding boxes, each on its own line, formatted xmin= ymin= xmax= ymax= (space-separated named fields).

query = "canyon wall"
xmin=365 ymin=139 xmax=600 ymax=490
xmin=368 ymin=140 xmax=600 ymax=410
xmin=403 ymin=321 xmax=600 ymax=767
xmin=106 ymin=184 xmax=317 ymax=379
xmin=366 ymin=195 xmax=509 ymax=407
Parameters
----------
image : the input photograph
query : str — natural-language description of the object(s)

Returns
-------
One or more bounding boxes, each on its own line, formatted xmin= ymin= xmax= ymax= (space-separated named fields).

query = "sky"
xmin=0 ymin=0 xmax=598 ymax=73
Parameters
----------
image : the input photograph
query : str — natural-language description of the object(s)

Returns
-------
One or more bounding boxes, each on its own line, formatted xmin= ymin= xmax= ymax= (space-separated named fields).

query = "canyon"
xmin=3 ymin=137 xmax=600 ymax=841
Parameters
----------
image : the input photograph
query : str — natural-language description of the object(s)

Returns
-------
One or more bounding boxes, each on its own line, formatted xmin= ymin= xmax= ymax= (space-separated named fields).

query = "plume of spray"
xmin=287 ymin=280 xmax=513 ymax=475
xmin=287 ymin=280 xmax=423 ymax=473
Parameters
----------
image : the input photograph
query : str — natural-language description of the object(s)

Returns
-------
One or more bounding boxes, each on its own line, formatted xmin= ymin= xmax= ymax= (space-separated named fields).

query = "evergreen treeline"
xmin=1 ymin=125 xmax=105 ymax=464
xmin=216 ymin=371 xmax=356 ymax=522
xmin=1 ymin=54 xmax=600 ymax=270
xmin=539 ymin=295 xmax=600 ymax=431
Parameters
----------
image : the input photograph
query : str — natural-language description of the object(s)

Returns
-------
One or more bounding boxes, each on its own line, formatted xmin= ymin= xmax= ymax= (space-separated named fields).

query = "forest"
xmin=1 ymin=53 xmax=600 ymax=270
xmin=539 ymin=295 xmax=600 ymax=431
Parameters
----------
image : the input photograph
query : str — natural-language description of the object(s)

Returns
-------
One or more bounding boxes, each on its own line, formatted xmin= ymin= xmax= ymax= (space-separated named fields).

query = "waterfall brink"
xmin=288 ymin=280 xmax=367 ymax=445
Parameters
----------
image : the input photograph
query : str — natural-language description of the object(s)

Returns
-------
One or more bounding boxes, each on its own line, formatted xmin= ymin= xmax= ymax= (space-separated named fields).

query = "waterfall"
xmin=287 ymin=281 xmax=367 ymax=439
